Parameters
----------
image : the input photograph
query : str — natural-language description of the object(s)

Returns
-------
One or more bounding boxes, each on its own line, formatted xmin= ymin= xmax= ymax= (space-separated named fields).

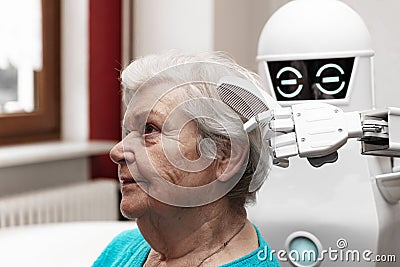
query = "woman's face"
xmin=110 ymin=83 xmax=218 ymax=219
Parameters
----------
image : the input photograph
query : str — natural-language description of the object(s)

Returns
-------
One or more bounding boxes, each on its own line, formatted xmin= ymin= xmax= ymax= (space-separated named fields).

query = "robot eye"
xmin=315 ymin=63 xmax=345 ymax=95
xmin=275 ymin=66 xmax=304 ymax=99
xmin=268 ymin=58 xmax=354 ymax=102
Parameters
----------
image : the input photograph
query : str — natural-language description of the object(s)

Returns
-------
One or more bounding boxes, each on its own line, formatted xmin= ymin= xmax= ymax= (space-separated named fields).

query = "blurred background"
xmin=0 ymin=0 xmax=399 ymax=265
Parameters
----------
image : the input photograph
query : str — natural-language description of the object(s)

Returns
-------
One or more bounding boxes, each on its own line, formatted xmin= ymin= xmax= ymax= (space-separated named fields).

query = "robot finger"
xmin=270 ymin=132 xmax=299 ymax=159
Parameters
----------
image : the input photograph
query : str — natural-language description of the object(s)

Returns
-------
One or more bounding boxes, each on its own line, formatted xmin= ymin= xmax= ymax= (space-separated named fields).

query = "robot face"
xmin=267 ymin=57 xmax=354 ymax=101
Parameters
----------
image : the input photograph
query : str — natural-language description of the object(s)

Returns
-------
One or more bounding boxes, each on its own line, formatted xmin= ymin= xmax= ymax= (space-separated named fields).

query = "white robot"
xmin=246 ymin=0 xmax=400 ymax=266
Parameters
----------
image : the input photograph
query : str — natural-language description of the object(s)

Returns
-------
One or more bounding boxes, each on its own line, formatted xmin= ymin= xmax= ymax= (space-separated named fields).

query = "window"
xmin=0 ymin=0 xmax=60 ymax=145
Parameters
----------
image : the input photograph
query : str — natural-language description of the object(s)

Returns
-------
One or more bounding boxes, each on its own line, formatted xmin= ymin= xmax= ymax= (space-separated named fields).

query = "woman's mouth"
xmin=119 ymin=176 xmax=137 ymax=185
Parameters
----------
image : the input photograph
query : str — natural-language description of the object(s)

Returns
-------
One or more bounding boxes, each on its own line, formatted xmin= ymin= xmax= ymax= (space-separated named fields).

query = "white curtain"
xmin=0 ymin=0 xmax=42 ymax=70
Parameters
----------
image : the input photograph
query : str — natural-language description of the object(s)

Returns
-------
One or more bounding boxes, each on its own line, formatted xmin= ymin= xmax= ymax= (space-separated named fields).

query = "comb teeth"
xmin=217 ymin=83 xmax=269 ymax=120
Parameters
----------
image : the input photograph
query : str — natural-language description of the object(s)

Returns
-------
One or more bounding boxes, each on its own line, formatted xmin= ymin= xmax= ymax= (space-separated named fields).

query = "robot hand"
xmin=244 ymin=103 xmax=400 ymax=168
xmin=243 ymin=102 xmax=359 ymax=167
xmin=269 ymin=102 xmax=363 ymax=167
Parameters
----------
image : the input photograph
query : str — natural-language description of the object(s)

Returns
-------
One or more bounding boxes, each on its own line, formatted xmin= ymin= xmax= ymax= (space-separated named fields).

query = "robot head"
xmin=257 ymin=0 xmax=375 ymax=110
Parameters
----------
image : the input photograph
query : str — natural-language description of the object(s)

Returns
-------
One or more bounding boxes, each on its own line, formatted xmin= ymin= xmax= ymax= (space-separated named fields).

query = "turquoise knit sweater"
xmin=93 ymin=225 xmax=281 ymax=266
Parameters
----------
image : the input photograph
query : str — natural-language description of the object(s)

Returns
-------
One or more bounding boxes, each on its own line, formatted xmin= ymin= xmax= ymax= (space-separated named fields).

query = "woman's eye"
xmin=144 ymin=123 xmax=158 ymax=135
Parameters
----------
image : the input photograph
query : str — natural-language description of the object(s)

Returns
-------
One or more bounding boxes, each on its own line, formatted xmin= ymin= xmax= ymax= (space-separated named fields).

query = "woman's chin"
xmin=120 ymin=193 xmax=147 ymax=219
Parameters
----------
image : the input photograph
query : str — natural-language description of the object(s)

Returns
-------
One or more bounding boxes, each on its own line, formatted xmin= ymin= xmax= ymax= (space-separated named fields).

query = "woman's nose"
xmin=110 ymin=141 xmax=125 ymax=164
xmin=110 ymin=140 xmax=136 ymax=165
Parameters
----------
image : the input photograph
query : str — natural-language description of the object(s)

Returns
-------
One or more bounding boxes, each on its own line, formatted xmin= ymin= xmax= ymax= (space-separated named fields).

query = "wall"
xmin=343 ymin=0 xmax=400 ymax=108
xmin=132 ymin=0 xmax=286 ymax=71
xmin=214 ymin=0 xmax=287 ymax=71
xmin=131 ymin=0 xmax=288 ymax=70
xmin=133 ymin=0 xmax=214 ymax=57
xmin=0 ymin=159 xmax=88 ymax=196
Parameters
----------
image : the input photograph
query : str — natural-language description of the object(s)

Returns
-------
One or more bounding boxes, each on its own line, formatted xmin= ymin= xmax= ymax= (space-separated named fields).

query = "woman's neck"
xmin=137 ymin=199 xmax=249 ymax=265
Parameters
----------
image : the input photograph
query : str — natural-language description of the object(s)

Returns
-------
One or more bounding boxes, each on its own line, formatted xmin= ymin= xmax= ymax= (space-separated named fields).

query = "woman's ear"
xmin=215 ymin=140 xmax=249 ymax=182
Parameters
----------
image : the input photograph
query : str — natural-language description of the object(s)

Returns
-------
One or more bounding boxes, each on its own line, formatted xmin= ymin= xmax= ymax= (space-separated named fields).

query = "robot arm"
xmin=359 ymin=107 xmax=400 ymax=157
xmin=244 ymin=103 xmax=400 ymax=168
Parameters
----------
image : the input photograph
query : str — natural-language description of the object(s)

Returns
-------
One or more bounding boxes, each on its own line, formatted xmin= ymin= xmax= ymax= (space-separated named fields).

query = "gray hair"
xmin=121 ymin=50 xmax=271 ymax=208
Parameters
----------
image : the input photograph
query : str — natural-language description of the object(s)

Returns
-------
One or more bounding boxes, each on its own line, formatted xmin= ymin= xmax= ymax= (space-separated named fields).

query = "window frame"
xmin=0 ymin=0 xmax=61 ymax=145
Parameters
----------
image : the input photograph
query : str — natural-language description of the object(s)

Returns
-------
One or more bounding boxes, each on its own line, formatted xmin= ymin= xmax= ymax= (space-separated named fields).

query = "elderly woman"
xmin=93 ymin=51 xmax=280 ymax=267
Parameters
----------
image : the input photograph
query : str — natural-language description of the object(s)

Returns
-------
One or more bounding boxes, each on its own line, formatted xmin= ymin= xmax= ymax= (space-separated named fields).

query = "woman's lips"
xmin=119 ymin=176 xmax=136 ymax=185
xmin=119 ymin=176 xmax=147 ymax=185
